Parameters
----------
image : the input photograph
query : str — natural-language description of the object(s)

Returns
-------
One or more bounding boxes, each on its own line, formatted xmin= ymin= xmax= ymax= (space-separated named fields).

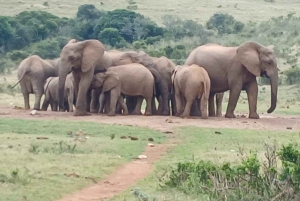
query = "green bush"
xmin=285 ymin=67 xmax=300 ymax=85
xmin=98 ymin=28 xmax=126 ymax=47
xmin=162 ymin=142 xmax=300 ymax=200
xmin=8 ymin=50 xmax=29 ymax=62
xmin=206 ymin=13 xmax=245 ymax=35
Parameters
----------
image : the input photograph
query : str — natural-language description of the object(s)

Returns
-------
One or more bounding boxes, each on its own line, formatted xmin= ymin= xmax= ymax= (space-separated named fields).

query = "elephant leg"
xmin=208 ymin=93 xmax=216 ymax=116
xmin=22 ymin=92 xmax=30 ymax=110
xmin=41 ymin=93 xmax=50 ymax=111
xmin=53 ymin=102 xmax=58 ymax=111
xmin=245 ymin=81 xmax=259 ymax=119
xmin=32 ymin=84 xmax=43 ymax=110
xmin=156 ymin=96 xmax=163 ymax=115
xmin=98 ymin=92 xmax=105 ymax=113
xmin=181 ymin=98 xmax=193 ymax=118
xmin=126 ymin=96 xmax=136 ymax=114
xmin=90 ymin=89 xmax=101 ymax=113
xmin=131 ymin=96 xmax=143 ymax=115
xmin=144 ymin=96 xmax=153 ymax=116
xmin=175 ymin=88 xmax=183 ymax=116
xmin=104 ymin=92 xmax=110 ymax=114
xmin=151 ymin=96 xmax=157 ymax=115
xmin=115 ymin=102 xmax=122 ymax=114
xmin=74 ymin=70 xmax=93 ymax=116
xmin=68 ymin=92 xmax=74 ymax=113
xmin=170 ymin=91 xmax=176 ymax=116
xmin=107 ymin=89 xmax=118 ymax=116
xmin=216 ymin=93 xmax=224 ymax=117
xmin=200 ymin=94 xmax=209 ymax=119
xmin=190 ymin=100 xmax=201 ymax=116
xmin=225 ymin=86 xmax=242 ymax=118
xmin=118 ymin=96 xmax=129 ymax=115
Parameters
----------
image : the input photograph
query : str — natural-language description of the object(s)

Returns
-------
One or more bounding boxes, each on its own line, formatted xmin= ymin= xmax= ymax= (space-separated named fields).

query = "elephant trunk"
xmin=267 ymin=72 xmax=278 ymax=113
xmin=148 ymin=68 xmax=161 ymax=83
xmin=58 ymin=70 xmax=68 ymax=111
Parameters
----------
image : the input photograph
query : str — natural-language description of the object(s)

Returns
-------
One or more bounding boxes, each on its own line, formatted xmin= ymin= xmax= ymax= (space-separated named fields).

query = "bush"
xmin=98 ymin=28 xmax=126 ymax=47
xmin=8 ymin=50 xmax=29 ymax=61
xmin=206 ymin=13 xmax=245 ymax=35
xmin=285 ymin=67 xmax=300 ymax=85
xmin=162 ymin=142 xmax=300 ymax=200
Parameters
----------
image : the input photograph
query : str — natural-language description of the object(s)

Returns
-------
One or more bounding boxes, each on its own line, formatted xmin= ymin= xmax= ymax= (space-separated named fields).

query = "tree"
xmin=77 ymin=4 xmax=105 ymax=22
xmin=206 ymin=13 xmax=244 ymax=35
xmin=0 ymin=17 xmax=15 ymax=51
xmin=98 ymin=28 xmax=125 ymax=47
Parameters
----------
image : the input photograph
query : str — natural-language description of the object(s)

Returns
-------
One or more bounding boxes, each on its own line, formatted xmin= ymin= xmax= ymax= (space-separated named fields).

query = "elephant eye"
xmin=69 ymin=56 xmax=75 ymax=61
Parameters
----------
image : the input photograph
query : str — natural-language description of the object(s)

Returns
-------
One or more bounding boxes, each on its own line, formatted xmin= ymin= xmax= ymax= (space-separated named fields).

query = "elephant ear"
xmin=103 ymin=72 xmax=120 ymax=92
xmin=80 ymin=40 xmax=105 ymax=73
xmin=67 ymin=39 xmax=77 ymax=44
xmin=236 ymin=42 xmax=261 ymax=77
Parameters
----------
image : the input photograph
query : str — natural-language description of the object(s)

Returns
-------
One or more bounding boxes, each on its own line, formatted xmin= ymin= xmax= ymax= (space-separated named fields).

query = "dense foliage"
xmin=162 ymin=143 xmax=300 ymax=200
xmin=0 ymin=4 xmax=299 ymax=84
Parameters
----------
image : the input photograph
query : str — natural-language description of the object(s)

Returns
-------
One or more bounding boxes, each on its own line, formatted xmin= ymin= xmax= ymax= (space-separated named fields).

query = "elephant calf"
xmin=91 ymin=63 xmax=155 ymax=116
xmin=41 ymin=74 xmax=74 ymax=112
xmin=172 ymin=64 xmax=211 ymax=118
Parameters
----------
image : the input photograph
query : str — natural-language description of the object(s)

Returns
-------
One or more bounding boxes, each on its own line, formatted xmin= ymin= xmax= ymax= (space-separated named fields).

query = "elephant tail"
xmin=11 ymin=70 xmax=29 ymax=89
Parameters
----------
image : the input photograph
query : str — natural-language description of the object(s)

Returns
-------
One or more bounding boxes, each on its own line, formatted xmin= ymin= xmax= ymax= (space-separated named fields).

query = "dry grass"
xmin=1 ymin=0 xmax=299 ymax=25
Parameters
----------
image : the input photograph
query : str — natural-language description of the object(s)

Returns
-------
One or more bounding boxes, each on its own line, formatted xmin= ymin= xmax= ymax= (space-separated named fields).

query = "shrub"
xmin=8 ymin=50 xmax=29 ymax=61
xmin=161 ymin=142 xmax=300 ymax=200
xmin=285 ymin=67 xmax=300 ymax=85
xmin=98 ymin=28 xmax=126 ymax=47
xmin=206 ymin=13 xmax=245 ymax=35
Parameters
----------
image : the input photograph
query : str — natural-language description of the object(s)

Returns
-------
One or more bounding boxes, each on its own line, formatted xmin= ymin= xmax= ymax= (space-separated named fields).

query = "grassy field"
xmin=109 ymin=126 xmax=300 ymax=200
xmin=0 ymin=0 xmax=299 ymax=25
xmin=0 ymin=118 xmax=165 ymax=201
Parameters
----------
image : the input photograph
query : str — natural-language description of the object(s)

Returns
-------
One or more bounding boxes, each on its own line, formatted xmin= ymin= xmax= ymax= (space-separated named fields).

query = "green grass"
xmin=0 ymin=0 xmax=299 ymax=25
xmin=0 ymin=118 xmax=165 ymax=201
xmin=109 ymin=126 xmax=300 ymax=201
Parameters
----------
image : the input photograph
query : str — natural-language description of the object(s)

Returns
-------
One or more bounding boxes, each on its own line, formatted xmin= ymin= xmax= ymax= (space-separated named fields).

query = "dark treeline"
xmin=0 ymin=4 xmax=300 ymax=85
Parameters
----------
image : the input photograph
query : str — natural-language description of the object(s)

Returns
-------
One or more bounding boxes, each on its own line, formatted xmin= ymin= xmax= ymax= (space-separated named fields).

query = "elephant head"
xmin=58 ymin=39 xmax=105 ymax=111
xmin=92 ymin=72 xmax=119 ymax=92
xmin=237 ymin=41 xmax=278 ymax=113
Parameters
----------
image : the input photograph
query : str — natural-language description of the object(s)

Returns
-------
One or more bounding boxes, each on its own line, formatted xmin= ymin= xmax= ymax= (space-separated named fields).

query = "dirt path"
xmin=1 ymin=106 xmax=300 ymax=200
xmin=57 ymin=143 xmax=175 ymax=201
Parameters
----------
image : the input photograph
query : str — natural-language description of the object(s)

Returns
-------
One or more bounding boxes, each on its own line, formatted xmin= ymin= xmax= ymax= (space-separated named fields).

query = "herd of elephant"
xmin=12 ymin=39 xmax=278 ymax=119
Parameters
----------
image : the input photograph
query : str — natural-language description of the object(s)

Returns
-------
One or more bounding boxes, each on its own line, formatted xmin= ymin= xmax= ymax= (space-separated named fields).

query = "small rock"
xmin=36 ymin=137 xmax=49 ymax=140
xmin=230 ymin=150 xmax=235 ymax=152
xmin=130 ymin=136 xmax=139 ymax=141
xmin=215 ymin=131 xmax=222 ymax=135
xmin=148 ymin=143 xmax=155 ymax=147
xmin=148 ymin=138 xmax=154 ymax=141
xmin=30 ymin=110 xmax=37 ymax=115
xmin=287 ymin=127 xmax=292 ymax=130
xmin=137 ymin=155 xmax=147 ymax=159
xmin=120 ymin=136 xmax=127 ymax=139
xmin=163 ymin=131 xmax=173 ymax=134
xmin=242 ymin=121 xmax=247 ymax=123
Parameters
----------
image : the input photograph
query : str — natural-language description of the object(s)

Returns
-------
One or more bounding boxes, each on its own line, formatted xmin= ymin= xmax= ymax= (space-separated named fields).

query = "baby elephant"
xmin=172 ymin=64 xmax=211 ymax=118
xmin=91 ymin=63 xmax=155 ymax=116
xmin=41 ymin=73 xmax=74 ymax=112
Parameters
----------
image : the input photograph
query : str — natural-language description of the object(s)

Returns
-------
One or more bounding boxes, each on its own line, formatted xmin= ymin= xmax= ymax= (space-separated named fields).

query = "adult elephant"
xmin=185 ymin=41 xmax=278 ymax=119
xmin=58 ymin=39 xmax=106 ymax=116
xmin=12 ymin=55 xmax=60 ymax=110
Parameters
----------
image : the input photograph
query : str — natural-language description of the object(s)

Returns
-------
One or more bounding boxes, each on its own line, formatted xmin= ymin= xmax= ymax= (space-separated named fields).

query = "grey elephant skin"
xmin=58 ymin=39 xmax=106 ymax=116
xmin=106 ymin=50 xmax=175 ymax=115
xmin=185 ymin=41 xmax=278 ymax=119
xmin=12 ymin=55 xmax=60 ymax=110
xmin=172 ymin=64 xmax=211 ymax=118
xmin=92 ymin=63 xmax=155 ymax=116
xmin=42 ymin=73 xmax=74 ymax=112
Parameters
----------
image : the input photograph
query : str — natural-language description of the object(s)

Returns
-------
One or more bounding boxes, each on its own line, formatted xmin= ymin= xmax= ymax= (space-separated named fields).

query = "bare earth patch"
xmin=1 ymin=105 xmax=300 ymax=200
